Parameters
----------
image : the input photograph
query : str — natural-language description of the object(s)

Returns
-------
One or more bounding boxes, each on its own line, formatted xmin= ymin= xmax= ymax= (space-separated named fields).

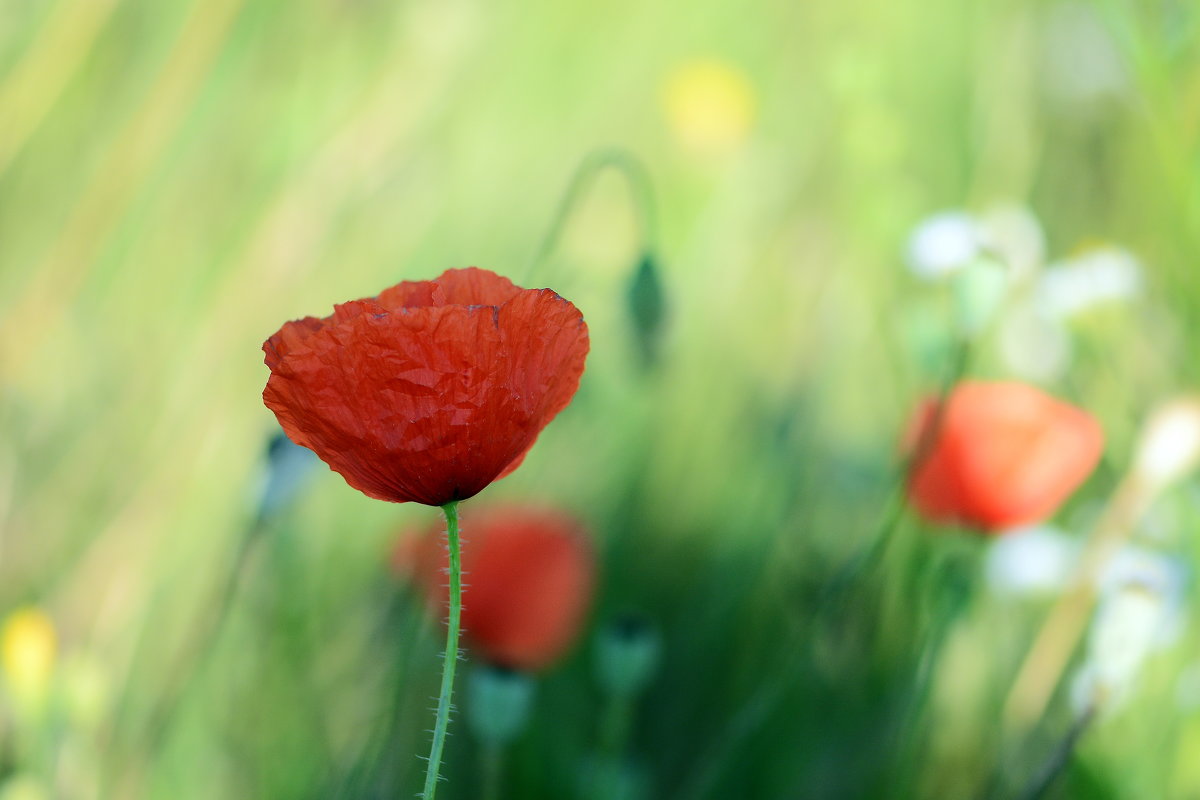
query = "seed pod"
xmin=466 ymin=665 xmax=535 ymax=746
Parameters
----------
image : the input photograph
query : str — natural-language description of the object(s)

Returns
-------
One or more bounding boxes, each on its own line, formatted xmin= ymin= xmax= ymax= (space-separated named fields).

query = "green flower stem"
xmin=1016 ymin=704 xmax=1097 ymax=800
xmin=422 ymin=501 xmax=463 ymax=800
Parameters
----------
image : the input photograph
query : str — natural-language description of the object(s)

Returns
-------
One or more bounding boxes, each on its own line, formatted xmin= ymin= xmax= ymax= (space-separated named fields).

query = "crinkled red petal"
xmin=262 ymin=270 xmax=588 ymax=506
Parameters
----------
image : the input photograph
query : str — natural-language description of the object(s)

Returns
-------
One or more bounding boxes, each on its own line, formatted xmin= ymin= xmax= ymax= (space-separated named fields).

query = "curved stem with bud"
xmin=525 ymin=148 xmax=659 ymax=282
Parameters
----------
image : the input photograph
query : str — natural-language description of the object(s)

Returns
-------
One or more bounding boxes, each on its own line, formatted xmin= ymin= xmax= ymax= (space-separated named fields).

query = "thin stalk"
xmin=601 ymin=693 xmax=635 ymax=759
xmin=677 ymin=337 xmax=972 ymax=800
xmin=1015 ymin=705 xmax=1096 ymax=800
xmin=1001 ymin=473 xmax=1147 ymax=732
xmin=481 ymin=743 xmax=503 ymax=800
xmin=422 ymin=501 xmax=463 ymax=799
xmin=525 ymin=148 xmax=658 ymax=282
xmin=890 ymin=543 xmax=981 ymax=791
xmin=105 ymin=515 xmax=267 ymax=793
xmin=676 ymin=490 xmax=906 ymax=800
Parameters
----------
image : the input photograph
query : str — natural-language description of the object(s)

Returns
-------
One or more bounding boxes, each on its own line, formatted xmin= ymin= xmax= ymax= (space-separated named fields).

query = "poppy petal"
xmin=262 ymin=270 xmax=589 ymax=506
xmin=403 ymin=506 xmax=595 ymax=671
xmin=435 ymin=267 xmax=524 ymax=306
xmin=907 ymin=382 xmax=1103 ymax=531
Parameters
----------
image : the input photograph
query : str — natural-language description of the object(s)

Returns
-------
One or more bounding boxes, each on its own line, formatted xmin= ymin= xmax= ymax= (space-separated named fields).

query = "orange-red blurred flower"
xmin=262 ymin=268 xmax=589 ymax=506
xmin=906 ymin=381 xmax=1103 ymax=532
xmin=398 ymin=507 xmax=595 ymax=671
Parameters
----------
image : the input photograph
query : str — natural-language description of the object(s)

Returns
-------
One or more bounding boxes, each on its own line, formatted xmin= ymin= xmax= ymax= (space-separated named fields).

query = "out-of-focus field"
xmin=2 ymin=0 xmax=1200 ymax=797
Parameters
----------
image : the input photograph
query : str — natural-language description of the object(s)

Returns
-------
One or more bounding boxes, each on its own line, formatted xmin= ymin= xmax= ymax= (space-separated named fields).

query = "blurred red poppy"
xmin=262 ymin=268 xmax=589 ymax=506
xmin=906 ymin=381 xmax=1103 ymax=532
xmin=398 ymin=507 xmax=595 ymax=671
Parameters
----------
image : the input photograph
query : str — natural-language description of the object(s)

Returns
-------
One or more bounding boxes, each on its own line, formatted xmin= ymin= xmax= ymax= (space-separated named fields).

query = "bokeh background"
xmin=2 ymin=0 xmax=1200 ymax=797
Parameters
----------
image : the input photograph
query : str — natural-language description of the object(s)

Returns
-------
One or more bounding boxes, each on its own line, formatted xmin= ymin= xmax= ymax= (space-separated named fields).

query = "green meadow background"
xmin=2 ymin=0 xmax=1200 ymax=797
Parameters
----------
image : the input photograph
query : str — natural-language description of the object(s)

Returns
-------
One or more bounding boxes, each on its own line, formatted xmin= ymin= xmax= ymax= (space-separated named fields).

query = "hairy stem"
xmin=422 ymin=501 xmax=463 ymax=799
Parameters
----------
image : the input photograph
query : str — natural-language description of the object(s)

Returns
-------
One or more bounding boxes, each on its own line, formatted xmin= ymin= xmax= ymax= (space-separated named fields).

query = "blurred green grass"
xmin=2 ymin=0 xmax=1200 ymax=797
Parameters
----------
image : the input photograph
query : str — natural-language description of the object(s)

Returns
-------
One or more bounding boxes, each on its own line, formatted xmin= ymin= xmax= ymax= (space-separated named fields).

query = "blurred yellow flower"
xmin=662 ymin=59 xmax=755 ymax=156
xmin=1 ymin=607 xmax=56 ymax=698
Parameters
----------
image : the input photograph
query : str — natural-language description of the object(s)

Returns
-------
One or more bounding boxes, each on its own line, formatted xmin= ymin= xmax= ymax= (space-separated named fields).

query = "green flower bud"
xmin=465 ymin=665 xmax=534 ymax=746
xmin=626 ymin=252 xmax=667 ymax=368
xmin=594 ymin=615 xmax=660 ymax=698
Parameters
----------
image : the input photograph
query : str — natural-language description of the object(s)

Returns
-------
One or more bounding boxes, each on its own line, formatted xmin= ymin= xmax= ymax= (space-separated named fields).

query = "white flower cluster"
xmin=904 ymin=205 xmax=1143 ymax=381
xmin=905 ymin=205 xmax=1045 ymax=284
xmin=988 ymin=527 xmax=1189 ymax=714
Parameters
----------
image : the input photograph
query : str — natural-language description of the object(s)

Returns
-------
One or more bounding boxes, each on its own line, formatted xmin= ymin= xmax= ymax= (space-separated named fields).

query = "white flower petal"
xmin=997 ymin=303 xmax=1072 ymax=381
xmin=905 ymin=211 xmax=981 ymax=280
xmin=986 ymin=525 xmax=1079 ymax=597
xmin=1036 ymin=246 xmax=1142 ymax=318
xmin=978 ymin=205 xmax=1046 ymax=280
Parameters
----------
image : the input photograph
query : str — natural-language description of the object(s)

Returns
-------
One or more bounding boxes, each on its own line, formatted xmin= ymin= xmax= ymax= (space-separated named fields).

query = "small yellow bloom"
xmin=1 ymin=607 xmax=57 ymax=698
xmin=662 ymin=59 xmax=755 ymax=156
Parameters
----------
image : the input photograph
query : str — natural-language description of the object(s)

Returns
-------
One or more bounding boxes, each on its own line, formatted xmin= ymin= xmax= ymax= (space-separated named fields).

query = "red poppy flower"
xmin=397 ymin=506 xmax=595 ymax=671
xmin=262 ymin=268 xmax=589 ymax=506
xmin=906 ymin=381 xmax=1104 ymax=532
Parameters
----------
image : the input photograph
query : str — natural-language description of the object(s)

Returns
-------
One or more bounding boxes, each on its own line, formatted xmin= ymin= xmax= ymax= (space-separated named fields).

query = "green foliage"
xmin=1 ymin=0 xmax=1199 ymax=797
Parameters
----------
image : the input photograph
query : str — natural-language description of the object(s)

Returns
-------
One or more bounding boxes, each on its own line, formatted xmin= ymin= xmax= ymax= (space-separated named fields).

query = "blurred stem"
xmin=678 ymin=484 xmax=908 ymax=800
xmin=596 ymin=691 xmax=636 ymax=800
xmin=823 ymin=334 xmax=972 ymax=598
xmin=601 ymin=692 xmax=635 ymax=758
xmin=333 ymin=589 xmax=425 ymax=796
xmin=525 ymin=148 xmax=658 ymax=281
xmin=481 ymin=743 xmax=503 ymax=800
xmin=106 ymin=515 xmax=266 ymax=787
xmin=1002 ymin=477 xmax=1146 ymax=733
xmin=891 ymin=542 xmax=981 ymax=790
xmin=1015 ymin=704 xmax=1096 ymax=800
xmin=678 ymin=337 xmax=972 ymax=800
xmin=906 ymin=337 xmax=971 ymax=471
xmin=422 ymin=501 xmax=463 ymax=800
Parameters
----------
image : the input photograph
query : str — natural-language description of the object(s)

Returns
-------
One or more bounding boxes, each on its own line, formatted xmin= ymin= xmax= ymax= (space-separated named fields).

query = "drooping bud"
xmin=626 ymin=252 xmax=667 ymax=369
